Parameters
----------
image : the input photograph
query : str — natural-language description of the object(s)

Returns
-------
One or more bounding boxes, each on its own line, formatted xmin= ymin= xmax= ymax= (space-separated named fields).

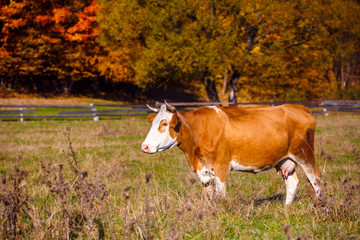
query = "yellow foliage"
xmin=251 ymin=46 xmax=261 ymax=55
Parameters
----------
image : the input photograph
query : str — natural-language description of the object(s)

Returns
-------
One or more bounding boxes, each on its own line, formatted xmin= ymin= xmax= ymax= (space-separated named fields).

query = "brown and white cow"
xmin=141 ymin=102 xmax=322 ymax=204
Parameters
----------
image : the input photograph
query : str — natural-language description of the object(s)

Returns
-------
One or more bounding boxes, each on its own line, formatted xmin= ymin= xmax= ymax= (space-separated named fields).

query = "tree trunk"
xmin=201 ymin=70 xmax=220 ymax=102
xmin=340 ymin=60 xmax=346 ymax=89
xmin=343 ymin=63 xmax=351 ymax=89
xmin=228 ymin=70 xmax=240 ymax=106
xmin=221 ymin=70 xmax=228 ymax=96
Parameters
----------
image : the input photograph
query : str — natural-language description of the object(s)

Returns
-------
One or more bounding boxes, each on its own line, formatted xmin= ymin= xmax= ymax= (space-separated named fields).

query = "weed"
xmin=282 ymin=224 xmax=307 ymax=240
xmin=2 ymin=127 xmax=109 ymax=239
xmin=123 ymin=185 xmax=132 ymax=240
xmin=34 ymin=127 xmax=109 ymax=239
xmin=313 ymin=176 xmax=360 ymax=222
xmin=63 ymin=126 xmax=79 ymax=175
xmin=0 ymin=163 xmax=29 ymax=239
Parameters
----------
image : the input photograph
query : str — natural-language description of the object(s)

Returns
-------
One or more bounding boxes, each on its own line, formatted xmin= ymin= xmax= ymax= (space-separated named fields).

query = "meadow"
xmin=0 ymin=113 xmax=359 ymax=239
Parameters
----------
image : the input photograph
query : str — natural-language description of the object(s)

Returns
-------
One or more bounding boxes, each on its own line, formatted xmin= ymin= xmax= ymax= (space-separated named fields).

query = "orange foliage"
xmin=34 ymin=15 xmax=52 ymax=26
xmin=266 ymin=33 xmax=283 ymax=40
xmin=0 ymin=0 xmax=28 ymax=58
xmin=1 ymin=0 xmax=103 ymax=86
xmin=65 ymin=0 xmax=101 ymax=42
xmin=32 ymin=0 xmax=100 ymax=42
xmin=53 ymin=7 xmax=71 ymax=24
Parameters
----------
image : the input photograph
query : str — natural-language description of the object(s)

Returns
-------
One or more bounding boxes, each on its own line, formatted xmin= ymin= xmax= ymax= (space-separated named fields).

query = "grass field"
xmin=0 ymin=113 xmax=359 ymax=239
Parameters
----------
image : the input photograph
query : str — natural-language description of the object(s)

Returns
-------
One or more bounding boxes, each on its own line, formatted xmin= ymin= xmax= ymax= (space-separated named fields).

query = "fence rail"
xmin=1 ymin=100 xmax=359 ymax=121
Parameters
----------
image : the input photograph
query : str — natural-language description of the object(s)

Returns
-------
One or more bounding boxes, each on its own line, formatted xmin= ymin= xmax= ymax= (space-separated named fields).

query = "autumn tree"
xmin=1 ymin=0 xmax=360 ymax=100
xmin=319 ymin=0 xmax=360 ymax=91
xmin=96 ymin=0 xmax=349 ymax=102
xmin=0 ymin=0 xmax=32 ymax=89
xmin=235 ymin=0 xmax=336 ymax=101
xmin=96 ymin=0 xmax=147 ymax=84
xmin=0 ymin=0 xmax=103 ymax=94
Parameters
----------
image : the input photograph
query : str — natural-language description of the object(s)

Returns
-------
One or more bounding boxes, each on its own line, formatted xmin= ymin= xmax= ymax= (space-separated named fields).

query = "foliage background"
xmin=1 ymin=0 xmax=360 ymax=101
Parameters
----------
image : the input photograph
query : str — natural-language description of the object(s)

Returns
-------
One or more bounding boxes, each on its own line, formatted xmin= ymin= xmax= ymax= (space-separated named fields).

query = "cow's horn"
xmin=164 ymin=100 xmax=176 ymax=113
xmin=146 ymin=104 xmax=159 ymax=113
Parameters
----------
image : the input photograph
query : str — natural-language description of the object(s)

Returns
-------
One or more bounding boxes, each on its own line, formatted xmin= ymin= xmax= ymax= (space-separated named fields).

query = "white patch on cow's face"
xmin=207 ymin=106 xmax=221 ymax=113
xmin=141 ymin=104 xmax=178 ymax=153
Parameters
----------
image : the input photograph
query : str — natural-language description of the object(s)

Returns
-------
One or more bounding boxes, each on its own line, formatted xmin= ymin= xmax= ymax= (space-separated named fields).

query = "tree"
xmin=0 ymin=0 xmax=103 ymax=94
xmin=99 ymin=0 xmax=337 ymax=102
xmin=2 ymin=0 xmax=359 ymax=100
xmin=0 ymin=0 xmax=31 ymax=89
xmin=319 ymin=0 xmax=360 ymax=90
xmin=96 ymin=0 xmax=147 ymax=84
xmin=32 ymin=0 xmax=102 ymax=93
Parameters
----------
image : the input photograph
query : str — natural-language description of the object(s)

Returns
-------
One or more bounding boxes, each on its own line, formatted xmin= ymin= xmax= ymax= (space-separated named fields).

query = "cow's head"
xmin=141 ymin=101 xmax=180 ymax=153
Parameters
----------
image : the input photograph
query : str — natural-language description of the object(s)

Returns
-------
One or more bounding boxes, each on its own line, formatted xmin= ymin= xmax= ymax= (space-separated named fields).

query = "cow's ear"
xmin=148 ymin=113 xmax=156 ymax=124
xmin=170 ymin=113 xmax=181 ymax=133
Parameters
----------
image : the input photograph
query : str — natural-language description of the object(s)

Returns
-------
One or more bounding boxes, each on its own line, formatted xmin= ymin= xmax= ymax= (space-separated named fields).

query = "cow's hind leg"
xmin=284 ymin=171 xmax=299 ymax=205
xmin=276 ymin=159 xmax=299 ymax=204
xmin=290 ymin=154 xmax=322 ymax=198
xmin=298 ymin=161 xmax=322 ymax=197
xmin=289 ymin=127 xmax=322 ymax=198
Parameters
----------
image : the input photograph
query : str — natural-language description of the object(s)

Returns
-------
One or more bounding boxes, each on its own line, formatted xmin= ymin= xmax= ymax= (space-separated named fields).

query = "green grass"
xmin=1 ymin=102 xmax=149 ymax=121
xmin=0 ymin=114 xmax=359 ymax=239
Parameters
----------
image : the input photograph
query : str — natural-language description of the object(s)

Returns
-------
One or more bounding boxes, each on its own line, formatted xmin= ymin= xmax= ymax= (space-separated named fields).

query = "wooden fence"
xmin=1 ymin=100 xmax=359 ymax=121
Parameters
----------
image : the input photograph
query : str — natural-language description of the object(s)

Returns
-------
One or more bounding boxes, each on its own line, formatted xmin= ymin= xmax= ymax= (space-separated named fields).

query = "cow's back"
xmin=218 ymin=105 xmax=314 ymax=168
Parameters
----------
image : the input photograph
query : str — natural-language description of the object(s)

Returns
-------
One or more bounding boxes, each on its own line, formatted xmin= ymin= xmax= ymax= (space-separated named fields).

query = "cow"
xmin=141 ymin=101 xmax=322 ymax=205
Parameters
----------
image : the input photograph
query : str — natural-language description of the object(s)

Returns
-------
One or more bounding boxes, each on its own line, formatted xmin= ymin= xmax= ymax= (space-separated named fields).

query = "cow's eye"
xmin=162 ymin=122 xmax=168 ymax=126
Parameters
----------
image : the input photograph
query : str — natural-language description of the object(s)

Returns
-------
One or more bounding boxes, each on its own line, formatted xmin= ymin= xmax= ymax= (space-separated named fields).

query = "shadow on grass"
xmin=253 ymin=194 xmax=310 ymax=206
xmin=253 ymin=194 xmax=284 ymax=206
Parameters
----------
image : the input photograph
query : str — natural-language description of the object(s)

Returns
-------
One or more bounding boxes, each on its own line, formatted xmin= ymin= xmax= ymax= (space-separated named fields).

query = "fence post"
xmin=323 ymin=107 xmax=328 ymax=116
xmin=90 ymin=103 xmax=99 ymax=121
xmin=19 ymin=107 xmax=24 ymax=122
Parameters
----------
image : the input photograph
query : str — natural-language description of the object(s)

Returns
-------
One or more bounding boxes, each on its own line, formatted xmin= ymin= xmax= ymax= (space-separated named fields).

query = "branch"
xmin=284 ymin=40 xmax=309 ymax=50
xmin=245 ymin=25 xmax=279 ymax=54
xmin=253 ymin=26 xmax=279 ymax=45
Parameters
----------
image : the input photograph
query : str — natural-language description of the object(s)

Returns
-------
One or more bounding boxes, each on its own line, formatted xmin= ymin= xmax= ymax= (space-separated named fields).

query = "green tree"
xmin=97 ymin=0 xmax=344 ymax=102
xmin=320 ymin=0 xmax=360 ymax=90
xmin=96 ymin=0 xmax=146 ymax=84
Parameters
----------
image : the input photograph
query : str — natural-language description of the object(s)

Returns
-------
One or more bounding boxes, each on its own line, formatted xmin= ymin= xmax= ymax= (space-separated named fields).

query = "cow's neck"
xmin=176 ymin=112 xmax=203 ymax=171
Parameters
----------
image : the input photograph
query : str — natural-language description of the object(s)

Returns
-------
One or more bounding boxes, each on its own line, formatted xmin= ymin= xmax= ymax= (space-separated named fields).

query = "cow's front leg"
xmin=197 ymin=165 xmax=215 ymax=199
xmin=202 ymin=180 xmax=216 ymax=200
xmin=202 ymin=177 xmax=226 ymax=200
xmin=213 ymin=164 xmax=229 ymax=198
xmin=196 ymin=165 xmax=227 ymax=199
xmin=214 ymin=176 xmax=226 ymax=197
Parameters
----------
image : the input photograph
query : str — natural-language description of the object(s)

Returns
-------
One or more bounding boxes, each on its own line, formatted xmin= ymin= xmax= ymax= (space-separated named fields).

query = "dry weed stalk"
xmin=122 ymin=173 xmax=154 ymax=240
xmin=27 ymin=127 xmax=109 ymax=239
xmin=0 ymin=164 xmax=29 ymax=239
xmin=165 ymin=178 xmax=210 ymax=240
xmin=145 ymin=173 xmax=152 ymax=240
xmin=123 ymin=185 xmax=132 ymax=240
xmin=313 ymin=176 xmax=360 ymax=221
xmin=282 ymin=223 xmax=307 ymax=240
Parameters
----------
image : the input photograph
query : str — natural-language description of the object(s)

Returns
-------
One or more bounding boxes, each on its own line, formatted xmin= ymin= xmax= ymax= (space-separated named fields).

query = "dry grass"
xmin=0 ymin=113 xmax=359 ymax=239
